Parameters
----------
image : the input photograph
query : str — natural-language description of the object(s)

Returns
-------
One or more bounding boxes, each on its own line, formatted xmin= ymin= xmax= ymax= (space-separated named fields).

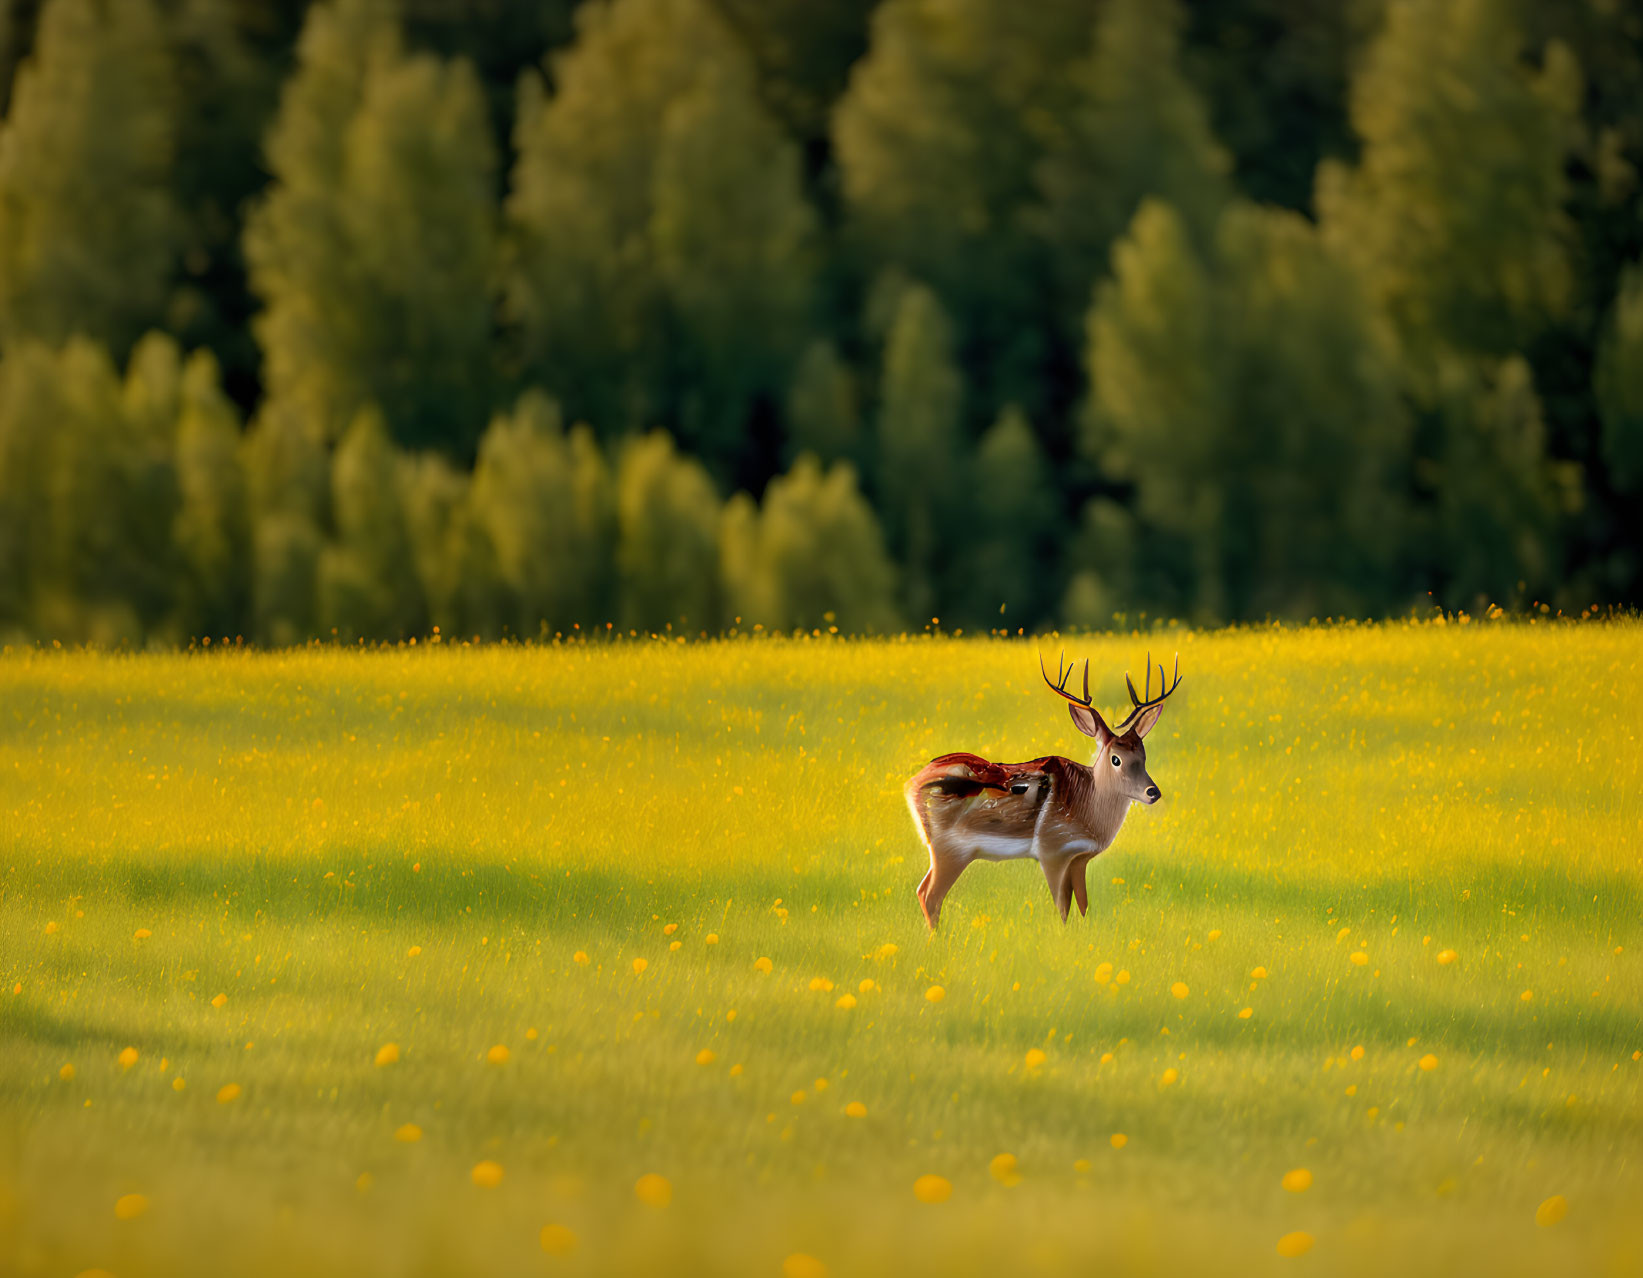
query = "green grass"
xmin=2 ymin=623 xmax=1641 ymax=1277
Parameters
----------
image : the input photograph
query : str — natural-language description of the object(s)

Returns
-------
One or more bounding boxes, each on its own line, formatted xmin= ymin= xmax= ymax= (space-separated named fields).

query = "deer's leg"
xmin=918 ymin=852 xmax=969 ymax=932
xmin=1041 ymin=857 xmax=1075 ymax=923
xmin=914 ymin=851 xmax=936 ymax=928
xmin=1071 ymin=855 xmax=1092 ymax=917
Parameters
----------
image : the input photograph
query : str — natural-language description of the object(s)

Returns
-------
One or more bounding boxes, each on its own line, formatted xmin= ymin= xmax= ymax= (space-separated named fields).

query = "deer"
xmin=904 ymin=652 xmax=1182 ymax=931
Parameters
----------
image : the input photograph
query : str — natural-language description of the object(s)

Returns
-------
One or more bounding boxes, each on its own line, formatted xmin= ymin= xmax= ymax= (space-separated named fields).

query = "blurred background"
xmin=0 ymin=0 xmax=1639 ymax=645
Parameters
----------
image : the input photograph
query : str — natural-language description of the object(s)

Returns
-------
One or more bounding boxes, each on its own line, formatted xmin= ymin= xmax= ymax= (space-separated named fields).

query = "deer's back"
xmin=905 ymin=753 xmax=1091 ymax=862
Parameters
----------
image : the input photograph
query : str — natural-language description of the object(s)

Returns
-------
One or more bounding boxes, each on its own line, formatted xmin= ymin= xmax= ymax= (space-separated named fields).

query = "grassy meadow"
xmin=1 ymin=623 xmax=1641 ymax=1278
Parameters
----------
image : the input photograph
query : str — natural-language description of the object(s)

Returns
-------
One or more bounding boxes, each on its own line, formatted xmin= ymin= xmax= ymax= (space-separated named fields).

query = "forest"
xmin=1 ymin=0 xmax=1641 ymax=644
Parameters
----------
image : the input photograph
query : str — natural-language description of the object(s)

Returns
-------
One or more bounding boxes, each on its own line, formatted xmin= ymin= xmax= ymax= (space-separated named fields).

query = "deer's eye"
xmin=1110 ymin=754 xmax=1121 ymax=768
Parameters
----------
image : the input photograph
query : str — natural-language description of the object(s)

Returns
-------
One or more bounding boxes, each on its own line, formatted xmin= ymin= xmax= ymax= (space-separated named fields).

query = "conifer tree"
xmin=36 ymin=341 xmax=132 ymax=638
xmin=20 ymin=338 xmax=181 ymax=641
xmin=703 ymin=0 xmax=877 ymax=145
xmin=245 ymin=0 xmax=497 ymax=454
xmin=0 ymin=0 xmax=178 ymax=356
xmin=721 ymin=455 xmax=899 ymax=634
xmin=650 ymin=65 xmax=816 ymax=466
xmin=876 ymin=282 xmax=964 ymax=624
xmin=244 ymin=403 xmax=328 ymax=646
xmin=1060 ymin=498 xmax=1144 ymax=632
xmin=319 ymin=407 xmax=425 ymax=640
xmin=1427 ymin=355 xmax=1571 ymax=607
xmin=1035 ymin=0 xmax=1231 ymax=328
xmin=1316 ymin=0 xmax=1582 ymax=374
xmin=1087 ymin=199 xmax=1412 ymax=620
xmin=833 ymin=0 xmax=1091 ymax=409
xmin=400 ymin=448 xmax=511 ymax=642
xmin=166 ymin=0 xmax=281 ymax=385
xmin=506 ymin=0 xmax=816 ymax=477
xmin=116 ymin=334 xmax=188 ymax=632
xmin=962 ymin=405 xmax=1055 ymax=627
xmin=785 ymin=340 xmax=861 ymax=465
xmin=398 ymin=451 xmax=471 ymax=638
xmin=447 ymin=507 xmax=509 ymax=642
xmin=718 ymin=493 xmax=765 ymax=628
xmin=172 ymin=349 xmax=250 ymax=640
xmin=1596 ymin=264 xmax=1643 ymax=495
xmin=615 ymin=431 xmax=722 ymax=633
xmin=469 ymin=392 xmax=577 ymax=637
xmin=567 ymin=422 xmax=618 ymax=628
xmin=122 ymin=333 xmax=183 ymax=447
xmin=0 ymin=344 xmax=65 ymax=630
xmin=469 ymin=392 xmax=612 ymax=637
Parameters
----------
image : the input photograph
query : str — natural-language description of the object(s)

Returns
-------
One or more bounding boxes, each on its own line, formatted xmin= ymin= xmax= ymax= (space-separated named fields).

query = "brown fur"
xmin=905 ymin=752 xmax=1139 ymax=929
xmin=905 ymin=655 xmax=1180 ymax=930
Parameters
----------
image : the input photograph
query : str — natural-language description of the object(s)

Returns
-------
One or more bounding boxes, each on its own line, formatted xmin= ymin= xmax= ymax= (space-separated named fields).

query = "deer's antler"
xmin=1039 ymin=650 xmax=1092 ymax=707
xmin=1114 ymin=651 xmax=1181 ymax=735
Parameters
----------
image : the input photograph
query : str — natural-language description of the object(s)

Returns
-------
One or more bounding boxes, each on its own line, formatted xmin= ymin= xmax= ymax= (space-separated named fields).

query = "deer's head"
xmin=1040 ymin=651 xmax=1182 ymax=805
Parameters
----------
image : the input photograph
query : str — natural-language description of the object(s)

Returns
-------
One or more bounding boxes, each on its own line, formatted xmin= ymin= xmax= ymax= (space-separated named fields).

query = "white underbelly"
xmin=967 ymin=834 xmax=1102 ymax=863
xmin=967 ymin=833 xmax=1038 ymax=862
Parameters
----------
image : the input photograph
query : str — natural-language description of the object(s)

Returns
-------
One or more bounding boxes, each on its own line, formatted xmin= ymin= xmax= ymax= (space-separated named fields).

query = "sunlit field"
xmin=2 ymin=623 xmax=1640 ymax=1278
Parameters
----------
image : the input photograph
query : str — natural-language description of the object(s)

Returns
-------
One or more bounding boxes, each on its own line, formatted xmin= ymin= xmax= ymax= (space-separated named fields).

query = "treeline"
xmin=0 ymin=0 xmax=1642 ymax=644
xmin=0 ymin=335 xmax=899 ymax=642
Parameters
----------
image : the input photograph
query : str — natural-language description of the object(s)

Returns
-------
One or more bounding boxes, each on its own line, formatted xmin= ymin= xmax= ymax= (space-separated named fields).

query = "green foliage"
xmin=0 ymin=336 xmax=186 ymax=641
xmin=113 ymin=335 xmax=190 ymax=633
xmin=1317 ymin=0 xmax=1582 ymax=375
xmin=251 ymin=511 xmax=323 ymax=648
xmin=399 ymin=0 xmax=580 ymax=141
xmin=1060 ymin=497 xmax=1148 ymax=631
xmin=615 ymin=430 xmax=722 ymax=633
xmin=1425 ymin=355 xmax=1572 ymax=607
xmin=875 ymin=283 xmax=963 ymax=624
xmin=245 ymin=0 xmax=497 ymax=454
xmin=720 ymin=454 xmax=899 ymax=633
xmin=1180 ymin=0 xmax=1375 ymax=212
xmin=172 ymin=349 xmax=251 ymax=639
xmin=833 ymin=0 xmax=1090 ymax=410
xmin=785 ymin=340 xmax=861 ymax=466
xmin=398 ymin=450 xmax=498 ymax=641
xmin=0 ymin=344 xmax=65 ymax=631
xmin=0 ymin=0 xmax=178 ymax=356
xmin=319 ymin=407 xmax=425 ymax=641
xmin=1035 ymin=0 xmax=1231 ymax=327
xmin=244 ymin=402 xmax=328 ymax=646
xmin=165 ymin=0 xmax=282 ymax=385
xmin=506 ymin=0 xmax=816 ymax=476
xmin=1596 ymin=264 xmax=1643 ymax=494
xmin=703 ymin=0 xmax=877 ymax=145
xmin=1088 ymin=199 xmax=1412 ymax=620
xmin=469 ymin=390 xmax=614 ymax=637
xmin=961 ymin=405 xmax=1056 ymax=626
xmin=650 ymin=57 xmax=817 ymax=470
xmin=0 ymin=0 xmax=1639 ymax=640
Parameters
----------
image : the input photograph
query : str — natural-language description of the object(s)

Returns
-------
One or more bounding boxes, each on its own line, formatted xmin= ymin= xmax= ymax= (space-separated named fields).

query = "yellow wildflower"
xmin=1275 ymin=1232 xmax=1314 ymax=1258
xmin=913 ymin=1174 xmax=952 ymax=1204
xmin=634 ymin=1173 xmax=672 ymax=1207
xmin=114 ymin=1193 xmax=148 ymax=1221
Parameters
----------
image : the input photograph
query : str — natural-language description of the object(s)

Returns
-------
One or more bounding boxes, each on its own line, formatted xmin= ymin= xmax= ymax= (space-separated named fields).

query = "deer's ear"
xmin=1130 ymin=703 xmax=1166 ymax=740
xmin=1069 ymin=703 xmax=1112 ymax=745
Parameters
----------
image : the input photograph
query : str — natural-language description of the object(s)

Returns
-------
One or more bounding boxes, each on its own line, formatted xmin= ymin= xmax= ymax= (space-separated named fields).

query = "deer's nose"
xmin=1144 ymin=785 xmax=1161 ymax=802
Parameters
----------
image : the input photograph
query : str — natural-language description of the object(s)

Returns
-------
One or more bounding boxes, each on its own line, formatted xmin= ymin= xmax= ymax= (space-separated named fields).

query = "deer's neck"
xmin=1080 ymin=767 xmax=1133 ymax=850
